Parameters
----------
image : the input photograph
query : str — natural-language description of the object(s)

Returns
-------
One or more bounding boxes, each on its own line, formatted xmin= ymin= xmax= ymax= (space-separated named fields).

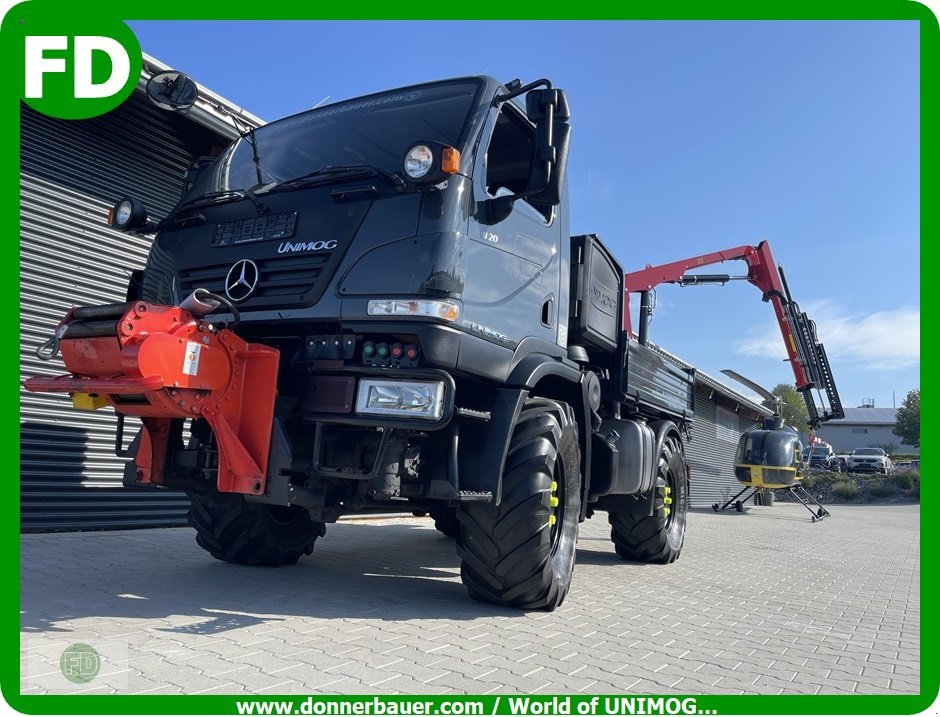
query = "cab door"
xmin=463 ymin=101 xmax=565 ymax=350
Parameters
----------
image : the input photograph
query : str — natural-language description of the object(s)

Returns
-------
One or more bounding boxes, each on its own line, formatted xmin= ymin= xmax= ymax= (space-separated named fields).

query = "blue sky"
xmin=128 ymin=20 xmax=920 ymax=411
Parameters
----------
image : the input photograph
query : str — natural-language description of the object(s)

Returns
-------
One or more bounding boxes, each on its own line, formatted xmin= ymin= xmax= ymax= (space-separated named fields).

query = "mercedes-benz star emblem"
xmin=224 ymin=259 xmax=260 ymax=302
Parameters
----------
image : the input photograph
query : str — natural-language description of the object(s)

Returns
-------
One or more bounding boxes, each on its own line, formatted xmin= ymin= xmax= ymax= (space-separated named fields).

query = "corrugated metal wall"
xmin=20 ymin=93 xmax=218 ymax=531
xmin=685 ymin=389 xmax=761 ymax=508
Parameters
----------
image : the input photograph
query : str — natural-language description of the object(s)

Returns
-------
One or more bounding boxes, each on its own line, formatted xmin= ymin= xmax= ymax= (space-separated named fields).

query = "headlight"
xmin=401 ymin=141 xmax=460 ymax=184
xmin=404 ymin=144 xmax=434 ymax=179
xmin=108 ymin=197 xmax=148 ymax=231
xmin=367 ymin=299 xmax=460 ymax=322
xmin=356 ymin=379 xmax=445 ymax=420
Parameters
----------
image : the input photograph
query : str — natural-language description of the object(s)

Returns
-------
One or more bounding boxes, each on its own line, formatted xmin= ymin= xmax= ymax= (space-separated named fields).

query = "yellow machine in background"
xmin=713 ymin=372 xmax=831 ymax=522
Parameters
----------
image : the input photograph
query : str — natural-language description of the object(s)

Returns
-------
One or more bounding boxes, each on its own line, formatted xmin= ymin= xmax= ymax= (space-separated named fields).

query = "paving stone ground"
xmin=21 ymin=503 xmax=919 ymax=695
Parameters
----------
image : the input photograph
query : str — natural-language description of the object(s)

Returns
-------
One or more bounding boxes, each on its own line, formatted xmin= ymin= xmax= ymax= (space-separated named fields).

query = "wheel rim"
xmin=549 ymin=462 xmax=564 ymax=552
xmin=662 ymin=463 xmax=677 ymax=529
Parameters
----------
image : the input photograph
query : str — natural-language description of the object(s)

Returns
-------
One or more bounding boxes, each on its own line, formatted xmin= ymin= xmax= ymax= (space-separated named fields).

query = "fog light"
xmin=367 ymin=299 xmax=460 ymax=322
xmin=356 ymin=379 xmax=445 ymax=420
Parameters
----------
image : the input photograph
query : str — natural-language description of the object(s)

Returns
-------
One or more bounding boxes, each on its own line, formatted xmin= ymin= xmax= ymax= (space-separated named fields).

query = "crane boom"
xmin=623 ymin=240 xmax=844 ymax=428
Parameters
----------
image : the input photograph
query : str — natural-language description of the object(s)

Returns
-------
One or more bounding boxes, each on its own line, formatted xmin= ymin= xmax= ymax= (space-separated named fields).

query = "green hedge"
xmin=832 ymin=481 xmax=861 ymax=500
xmin=791 ymin=471 xmax=920 ymax=504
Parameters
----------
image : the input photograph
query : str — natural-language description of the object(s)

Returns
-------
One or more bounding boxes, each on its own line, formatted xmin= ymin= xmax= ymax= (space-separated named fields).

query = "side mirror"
xmin=526 ymin=121 xmax=570 ymax=208
xmin=479 ymin=194 xmax=516 ymax=225
xmin=478 ymin=85 xmax=571 ymax=225
xmin=525 ymin=88 xmax=571 ymax=208
xmin=146 ymin=71 xmax=198 ymax=112
xmin=525 ymin=88 xmax=570 ymax=123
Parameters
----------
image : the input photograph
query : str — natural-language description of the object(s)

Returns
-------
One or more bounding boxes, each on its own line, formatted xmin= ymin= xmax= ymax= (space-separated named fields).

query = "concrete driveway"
xmin=21 ymin=503 xmax=920 ymax=695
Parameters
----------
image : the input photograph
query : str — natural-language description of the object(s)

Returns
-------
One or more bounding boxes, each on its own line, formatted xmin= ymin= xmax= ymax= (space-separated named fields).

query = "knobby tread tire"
xmin=429 ymin=505 xmax=461 ymax=539
xmin=457 ymin=398 xmax=581 ymax=611
xmin=188 ymin=491 xmax=325 ymax=567
xmin=608 ymin=435 xmax=688 ymax=564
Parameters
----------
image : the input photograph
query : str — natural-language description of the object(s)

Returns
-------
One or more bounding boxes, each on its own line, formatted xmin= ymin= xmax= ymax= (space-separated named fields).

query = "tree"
xmin=768 ymin=383 xmax=810 ymax=434
xmin=877 ymin=442 xmax=899 ymax=457
xmin=893 ymin=389 xmax=920 ymax=448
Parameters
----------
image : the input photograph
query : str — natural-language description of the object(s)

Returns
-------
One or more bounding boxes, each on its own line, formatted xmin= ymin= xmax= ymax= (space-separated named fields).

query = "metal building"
xmin=650 ymin=347 xmax=773 ymax=508
xmin=814 ymin=407 xmax=918 ymax=455
xmin=20 ymin=57 xmax=261 ymax=531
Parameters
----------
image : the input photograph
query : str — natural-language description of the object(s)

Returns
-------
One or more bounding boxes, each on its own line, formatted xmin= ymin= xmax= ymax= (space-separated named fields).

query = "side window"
xmin=485 ymin=107 xmax=551 ymax=222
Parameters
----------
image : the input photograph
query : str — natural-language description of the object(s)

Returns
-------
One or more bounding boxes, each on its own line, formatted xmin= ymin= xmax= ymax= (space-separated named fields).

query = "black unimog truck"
xmin=30 ymin=76 xmax=698 ymax=611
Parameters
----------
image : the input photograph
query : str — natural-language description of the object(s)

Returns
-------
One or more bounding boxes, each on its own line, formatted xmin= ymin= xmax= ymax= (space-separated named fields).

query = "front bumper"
xmin=848 ymin=463 xmax=886 ymax=473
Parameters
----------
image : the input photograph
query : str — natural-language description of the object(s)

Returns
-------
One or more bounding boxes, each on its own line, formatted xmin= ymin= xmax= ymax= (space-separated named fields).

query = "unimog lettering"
xmin=277 ymin=240 xmax=338 ymax=254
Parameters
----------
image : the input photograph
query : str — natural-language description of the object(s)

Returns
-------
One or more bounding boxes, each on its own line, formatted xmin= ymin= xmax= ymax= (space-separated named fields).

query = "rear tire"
xmin=457 ymin=398 xmax=581 ymax=611
xmin=608 ymin=435 xmax=689 ymax=564
xmin=429 ymin=505 xmax=460 ymax=539
xmin=188 ymin=491 xmax=325 ymax=566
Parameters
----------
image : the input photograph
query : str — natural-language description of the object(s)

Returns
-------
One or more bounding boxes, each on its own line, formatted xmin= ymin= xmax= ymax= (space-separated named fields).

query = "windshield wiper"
xmin=270 ymin=164 xmax=407 ymax=194
xmin=176 ymin=188 xmax=268 ymax=214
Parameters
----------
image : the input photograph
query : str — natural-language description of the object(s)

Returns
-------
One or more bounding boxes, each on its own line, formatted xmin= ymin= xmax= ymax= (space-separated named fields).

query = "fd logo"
xmin=26 ymin=36 xmax=130 ymax=99
xmin=13 ymin=5 xmax=142 ymax=120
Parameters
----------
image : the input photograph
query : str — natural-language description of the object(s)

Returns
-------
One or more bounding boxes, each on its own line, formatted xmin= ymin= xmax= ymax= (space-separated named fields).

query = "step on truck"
xmin=26 ymin=75 xmax=840 ymax=611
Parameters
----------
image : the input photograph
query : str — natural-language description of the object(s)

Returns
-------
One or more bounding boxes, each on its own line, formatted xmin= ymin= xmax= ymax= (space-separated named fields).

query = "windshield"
xmin=737 ymin=431 xmax=801 ymax=469
xmin=810 ymin=447 xmax=830 ymax=455
xmin=181 ymin=79 xmax=483 ymax=204
xmin=853 ymin=448 xmax=884 ymax=456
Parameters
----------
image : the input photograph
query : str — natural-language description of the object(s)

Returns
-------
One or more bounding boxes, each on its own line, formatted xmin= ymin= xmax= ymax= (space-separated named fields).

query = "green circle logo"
xmin=6 ymin=2 xmax=142 ymax=119
xmin=59 ymin=643 xmax=101 ymax=684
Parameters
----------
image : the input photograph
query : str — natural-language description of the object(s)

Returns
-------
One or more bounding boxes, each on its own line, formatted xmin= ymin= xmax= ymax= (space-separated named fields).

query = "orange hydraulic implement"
xmin=623 ymin=240 xmax=843 ymax=429
xmin=25 ymin=301 xmax=279 ymax=495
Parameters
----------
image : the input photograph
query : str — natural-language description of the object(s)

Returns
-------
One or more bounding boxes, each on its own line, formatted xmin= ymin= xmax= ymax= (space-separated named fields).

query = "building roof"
xmin=139 ymin=54 xmax=265 ymax=139
xmin=824 ymin=407 xmax=897 ymax=426
xmin=650 ymin=343 xmax=773 ymax=418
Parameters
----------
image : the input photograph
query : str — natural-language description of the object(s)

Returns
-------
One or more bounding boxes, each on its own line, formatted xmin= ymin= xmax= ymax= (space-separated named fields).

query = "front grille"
xmin=178 ymin=253 xmax=334 ymax=309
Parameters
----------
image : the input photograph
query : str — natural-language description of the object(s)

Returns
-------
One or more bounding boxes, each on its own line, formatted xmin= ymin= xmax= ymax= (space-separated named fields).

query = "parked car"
xmin=807 ymin=444 xmax=841 ymax=472
xmin=846 ymin=447 xmax=894 ymax=474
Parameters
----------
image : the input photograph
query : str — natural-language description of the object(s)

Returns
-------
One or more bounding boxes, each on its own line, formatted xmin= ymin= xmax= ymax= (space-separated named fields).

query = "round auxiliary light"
xmin=108 ymin=196 xmax=148 ymax=231
xmin=403 ymin=144 xmax=433 ymax=179
xmin=115 ymin=200 xmax=133 ymax=226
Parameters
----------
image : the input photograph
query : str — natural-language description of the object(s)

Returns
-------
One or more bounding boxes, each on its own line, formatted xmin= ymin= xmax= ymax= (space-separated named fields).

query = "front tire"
xmin=608 ymin=435 xmax=689 ymax=564
xmin=188 ymin=491 xmax=325 ymax=566
xmin=457 ymin=398 xmax=581 ymax=611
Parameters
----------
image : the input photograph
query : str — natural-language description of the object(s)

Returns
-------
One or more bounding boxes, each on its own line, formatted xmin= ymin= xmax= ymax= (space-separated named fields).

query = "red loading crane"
xmin=623 ymin=240 xmax=844 ymax=429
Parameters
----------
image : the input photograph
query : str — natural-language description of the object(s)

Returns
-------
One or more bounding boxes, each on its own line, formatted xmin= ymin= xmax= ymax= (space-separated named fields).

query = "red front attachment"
xmin=25 ymin=302 xmax=280 ymax=495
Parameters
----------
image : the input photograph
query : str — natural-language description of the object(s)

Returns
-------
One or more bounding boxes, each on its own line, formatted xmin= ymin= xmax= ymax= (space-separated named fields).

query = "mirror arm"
xmin=494 ymin=78 xmax=552 ymax=106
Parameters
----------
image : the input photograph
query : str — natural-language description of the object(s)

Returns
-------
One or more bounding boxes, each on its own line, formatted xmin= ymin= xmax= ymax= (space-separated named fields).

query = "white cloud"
xmin=734 ymin=300 xmax=919 ymax=370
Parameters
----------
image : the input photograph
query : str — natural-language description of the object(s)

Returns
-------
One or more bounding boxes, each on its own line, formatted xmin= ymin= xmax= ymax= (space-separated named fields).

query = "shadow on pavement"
xmin=21 ymin=520 xmax=523 ymax=633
